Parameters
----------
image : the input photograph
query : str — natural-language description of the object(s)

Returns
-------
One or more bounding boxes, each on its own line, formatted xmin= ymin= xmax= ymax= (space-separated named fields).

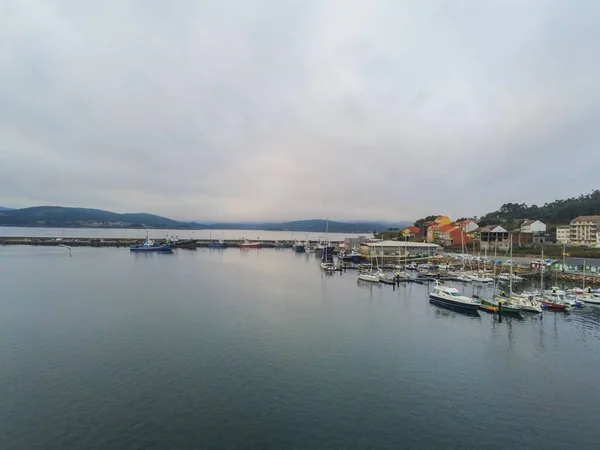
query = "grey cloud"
xmin=1 ymin=0 xmax=599 ymax=221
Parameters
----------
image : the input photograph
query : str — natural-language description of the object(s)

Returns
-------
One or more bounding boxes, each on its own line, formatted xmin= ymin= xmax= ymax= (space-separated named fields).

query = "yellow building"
xmin=434 ymin=216 xmax=451 ymax=226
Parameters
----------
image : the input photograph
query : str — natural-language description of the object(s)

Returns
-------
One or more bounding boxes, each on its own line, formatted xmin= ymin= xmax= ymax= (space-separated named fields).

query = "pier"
xmin=0 ymin=236 xmax=344 ymax=249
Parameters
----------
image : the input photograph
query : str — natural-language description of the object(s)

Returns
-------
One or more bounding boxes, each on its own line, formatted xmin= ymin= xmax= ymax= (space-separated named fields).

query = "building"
xmin=550 ymin=257 xmax=600 ymax=274
xmin=520 ymin=220 xmax=546 ymax=233
xmin=437 ymin=224 xmax=457 ymax=246
xmin=401 ymin=226 xmax=420 ymax=238
xmin=556 ymin=225 xmax=570 ymax=244
xmin=475 ymin=225 xmax=509 ymax=250
xmin=360 ymin=241 xmax=441 ymax=258
xmin=510 ymin=230 xmax=534 ymax=247
xmin=434 ymin=216 xmax=451 ymax=226
xmin=343 ymin=236 xmax=370 ymax=249
xmin=455 ymin=219 xmax=479 ymax=233
xmin=569 ymin=216 xmax=600 ymax=246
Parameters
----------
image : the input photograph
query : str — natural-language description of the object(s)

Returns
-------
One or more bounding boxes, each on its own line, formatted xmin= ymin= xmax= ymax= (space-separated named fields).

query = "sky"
xmin=1 ymin=0 xmax=599 ymax=222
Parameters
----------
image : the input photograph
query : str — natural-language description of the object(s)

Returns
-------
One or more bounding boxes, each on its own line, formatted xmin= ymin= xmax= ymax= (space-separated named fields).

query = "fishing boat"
xmin=130 ymin=238 xmax=173 ymax=252
xmin=240 ymin=239 xmax=261 ymax=249
xmin=293 ymin=241 xmax=306 ymax=253
xmin=208 ymin=239 xmax=227 ymax=249
xmin=172 ymin=239 xmax=197 ymax=249
xmin=429 ymin=282 xmax=481 ymax=311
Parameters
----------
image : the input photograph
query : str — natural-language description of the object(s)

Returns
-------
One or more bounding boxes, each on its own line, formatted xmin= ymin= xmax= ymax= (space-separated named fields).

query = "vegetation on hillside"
xmin=414 ymin=190 xmax=600 ymax=230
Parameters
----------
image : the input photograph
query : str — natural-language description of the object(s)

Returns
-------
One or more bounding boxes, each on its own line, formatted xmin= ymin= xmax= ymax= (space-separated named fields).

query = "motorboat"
xmin=429 ymin=282 xmax=481 ymax=311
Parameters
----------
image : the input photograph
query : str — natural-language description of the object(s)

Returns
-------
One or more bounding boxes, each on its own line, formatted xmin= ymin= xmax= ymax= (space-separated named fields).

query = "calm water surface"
xmin=1 ymin=246 xmax=599 ymax=449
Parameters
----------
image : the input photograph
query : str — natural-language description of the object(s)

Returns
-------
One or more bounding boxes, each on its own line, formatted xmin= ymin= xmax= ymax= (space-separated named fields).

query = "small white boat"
xmin=512 ymin=294 xmax=543 ymax=313
xmin=358 ymin=272 xmax=380 ymax=282
xmin=429 ymin=282 xmax=481 ymax=311
xmin=581 ymin=294 xmax=600 ymax=305
xmin=321 ymin=262 xmax=337 ymax=271
xmin=467 ymin=273 xmax=494 ymax=283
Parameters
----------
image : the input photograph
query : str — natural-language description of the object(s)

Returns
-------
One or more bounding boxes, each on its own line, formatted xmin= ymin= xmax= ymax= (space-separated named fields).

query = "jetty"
xmin=0 ymin=236 xmax=344 ymax=249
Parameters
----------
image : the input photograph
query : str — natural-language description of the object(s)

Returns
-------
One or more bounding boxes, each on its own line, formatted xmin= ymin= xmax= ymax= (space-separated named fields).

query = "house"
xmin=426 ymin=224 xmax=439 ymax=243
xmin=401 ymin=226 xmax=420 ymax=238
xmin=556 ymin=225 xmax=570 ymax=244
xmin=438 ymin=224 xmax=457 ymax=246
xmin=455 ymin=219 xmax=479 ymax=233
xmin=509 ymin=230 xmax=534 ymax=247
xmin=475 ymin=225 xmax=509 ymax=250
xmin=439 ymin=224 xmax=473 ymax=246
xmin=434 ymin=216 xmax=451 ymax=226
xmin=520 ymin=219 xmax=546 ymax=233
xmin=569 ymin=216 xmax=600 ymax=246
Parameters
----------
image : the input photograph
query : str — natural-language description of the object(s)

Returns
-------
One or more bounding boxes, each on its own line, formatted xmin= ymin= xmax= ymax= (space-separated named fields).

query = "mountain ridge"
xmin=0 ymin=206 xmax=404 ymax=233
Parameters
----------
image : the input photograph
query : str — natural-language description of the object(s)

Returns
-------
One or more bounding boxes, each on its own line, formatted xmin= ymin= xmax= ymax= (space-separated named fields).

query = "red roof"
xmin=438 ymin=224 xmax=456 ymax=233
xmin=406 ymin=226 xmax=420 ymax=233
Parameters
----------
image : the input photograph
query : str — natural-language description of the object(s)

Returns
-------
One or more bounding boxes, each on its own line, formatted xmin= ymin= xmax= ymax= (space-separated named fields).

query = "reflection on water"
xmin=0 ymin=247 xmax=599 ymax=450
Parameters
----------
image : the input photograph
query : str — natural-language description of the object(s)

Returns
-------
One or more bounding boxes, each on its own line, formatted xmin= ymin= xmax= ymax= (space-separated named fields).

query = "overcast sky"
xmin=1 ymin=0 xmax=599 ymax=222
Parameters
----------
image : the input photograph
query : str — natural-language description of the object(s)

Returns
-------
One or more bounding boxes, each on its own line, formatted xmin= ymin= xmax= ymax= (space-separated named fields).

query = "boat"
xmin=341 ymin=250 xmax=362 ymax=263
xmin=467 ymin=273 xmax=494 ymax=283
xmin=172 ymin=239 xmax=197 ymax=249
xmin=130 ymin=238 xmax=173 ymax=252
xmin=208 ymin=239 xmax=227 ymax=249
xmin=541 ymin=296 xmax=570 ymax=311
xmin=239 ymin=239 xmax=261 ymax=249
xmin=429 ymin=282 xmax=481 ymax=311
xmin=320 ymin=261 xmax=338 ymax=272
xmin=293 ymin=241 xmax=306 ymax=253
xmin=512 ymin=294 xmax=543 ymax=313
xmin=358 ymin=272 xmax=380 ymax=282
xmin=481 ymin=297 xmax=522 ymax=314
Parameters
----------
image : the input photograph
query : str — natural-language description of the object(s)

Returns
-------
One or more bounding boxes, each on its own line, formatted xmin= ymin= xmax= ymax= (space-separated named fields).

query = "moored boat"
xmin=130 ymin=238 xmax=173 ymax=252
xmin=293 ymin=241 xmax=306 ymax=253
xmin=208 ymin=239 xmax=228 ymax=249
xmin=429 ymin=282 xmax=481 ymax=311
xmin=240 ymin=240 xmax=261 ymax=249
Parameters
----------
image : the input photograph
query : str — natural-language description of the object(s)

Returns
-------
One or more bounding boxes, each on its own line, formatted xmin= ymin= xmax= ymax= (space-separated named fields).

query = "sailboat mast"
xmin=583 ymin=258 xmax=586 ymax=290
xmin=509 ymin=235 xmax=514 ymax=296
xmin=540 ymin=248 xmax=544 ymax=290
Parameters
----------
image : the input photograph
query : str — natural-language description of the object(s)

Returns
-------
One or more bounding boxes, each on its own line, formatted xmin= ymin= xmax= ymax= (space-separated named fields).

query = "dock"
xmin=0 ymin=237 xmax=344 ymax=249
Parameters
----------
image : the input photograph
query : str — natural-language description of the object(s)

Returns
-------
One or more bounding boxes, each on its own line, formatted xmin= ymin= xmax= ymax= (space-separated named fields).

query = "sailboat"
xmin=481 ymin=236 xmax=521 ymax=315
xmin=320 ymin=218 xmax=337 ymax=271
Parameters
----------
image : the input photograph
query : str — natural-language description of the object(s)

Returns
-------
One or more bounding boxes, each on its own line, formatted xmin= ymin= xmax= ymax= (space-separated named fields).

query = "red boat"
xmin=239 ymin=240 xmax=261 ymax=249
xmin=541 ymin=301 xmax=569 ymax=311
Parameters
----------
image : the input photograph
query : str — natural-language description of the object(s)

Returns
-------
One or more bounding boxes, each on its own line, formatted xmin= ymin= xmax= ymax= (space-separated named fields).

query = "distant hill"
xmin=0 ymin=206 xmax=399 ymax=233
xmin=0 ymin=206 xmax=183 ymax=229
xmin=0 ymin=206 xmax=14 ymax=211
xmin=201 ymin=219 xmax=399 ymax=233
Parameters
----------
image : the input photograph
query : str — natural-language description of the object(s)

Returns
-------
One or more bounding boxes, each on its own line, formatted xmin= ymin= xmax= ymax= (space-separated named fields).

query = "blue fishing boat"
xmin=130 ymin=238 xmax=173 ymax=252
xmin=208 ymin=239 xmax=228 ymax=249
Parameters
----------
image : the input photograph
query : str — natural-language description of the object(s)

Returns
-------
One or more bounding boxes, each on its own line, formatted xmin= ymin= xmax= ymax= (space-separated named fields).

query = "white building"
xmin=520 ymin=220 xmax=546 ymax=233
xmin=569 ymin=216 xmax=600 ymax=246
xmin=360 ymin=240 xmax=441 ymax=258
xmin=556 ymin=225 xmax=570 ymax=244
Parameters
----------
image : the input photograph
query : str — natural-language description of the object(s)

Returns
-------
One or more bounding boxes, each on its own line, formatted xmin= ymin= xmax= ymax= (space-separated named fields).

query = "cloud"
xmin=1 ymin=0 xmax=599 ymax=221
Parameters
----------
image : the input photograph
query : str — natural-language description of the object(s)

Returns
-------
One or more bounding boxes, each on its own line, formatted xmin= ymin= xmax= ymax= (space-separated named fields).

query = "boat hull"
xmin=481 ymin=298 xmax=521 ymax=314
xmin=208 ymin=242 xmax=228 ymax=249
xmin=240 ymin=243 xmax=261 ymax=249
xmin=541 ymin=302 xmax=569 ymax=311
xmin=429 ymin=294 xmax=481 ymax=311
xmin=130 ymin=245 xmax=173 ymax=252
